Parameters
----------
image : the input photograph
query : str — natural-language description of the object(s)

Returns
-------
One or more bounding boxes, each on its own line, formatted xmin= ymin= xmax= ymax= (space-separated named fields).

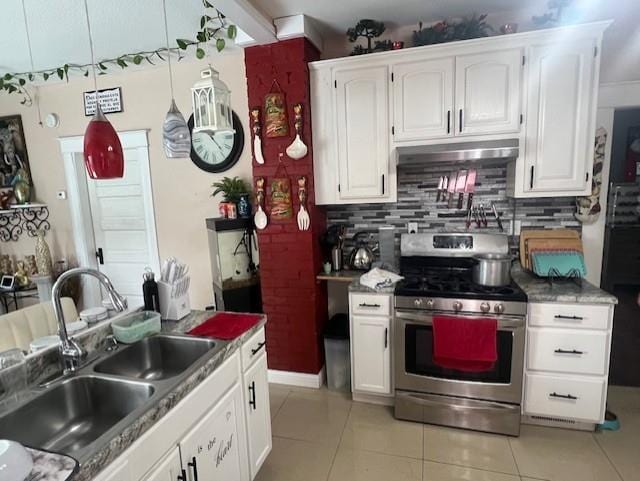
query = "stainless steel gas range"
xmin=393 ymin=232 xmax=527 ymax=436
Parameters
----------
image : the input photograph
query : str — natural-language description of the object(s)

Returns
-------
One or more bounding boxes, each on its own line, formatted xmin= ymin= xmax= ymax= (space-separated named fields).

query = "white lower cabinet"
xmin=180 ymin=383 xmax=249 ymax=481
xmin=523 ymin=302 xmax=614 ymax=426
xmin=349 ymin=293 xmax=393 ymax=399
xmin=243 ymin=352 xmax=272 ymax=479
xmin=142 ymin=448 xmax=182 ymax=481
xmin=92 ymin=332 xmax=272 ymax=481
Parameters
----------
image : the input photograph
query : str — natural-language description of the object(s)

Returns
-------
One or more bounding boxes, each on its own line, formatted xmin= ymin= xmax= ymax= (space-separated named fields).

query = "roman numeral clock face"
xmin=187 ymin=111 xmax=244 ymax=173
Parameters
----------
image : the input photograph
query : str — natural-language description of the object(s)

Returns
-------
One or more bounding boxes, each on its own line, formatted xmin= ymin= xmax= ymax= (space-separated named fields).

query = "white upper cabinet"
xmin=455 ymin=49 xmax=523 ymax=136
xmin=524 ymin=39 xmax=597 ymax=194
xmin=393 ymin=57 xmax=454 ymax=141
xmin=335 ymin=65 xmax=391 ymax=200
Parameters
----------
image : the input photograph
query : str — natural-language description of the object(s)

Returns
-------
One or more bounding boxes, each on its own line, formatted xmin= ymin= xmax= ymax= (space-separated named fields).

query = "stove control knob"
xmin=414 ymin=299 xmax=424 ymax=308
xmin=494 ymin=303 xmax=505 ymax=314
xmin=453 ymin=301 xmax=463 ymax=312
xmin=480 ymin=302 xmax=490 ymax=313
xmin=426 ymin=299 xmax=435 ymax=309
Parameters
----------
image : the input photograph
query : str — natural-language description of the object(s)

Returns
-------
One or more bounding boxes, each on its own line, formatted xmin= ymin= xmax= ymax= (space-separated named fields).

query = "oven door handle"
xmin=394 ymin=309 xmax=525 ymax=329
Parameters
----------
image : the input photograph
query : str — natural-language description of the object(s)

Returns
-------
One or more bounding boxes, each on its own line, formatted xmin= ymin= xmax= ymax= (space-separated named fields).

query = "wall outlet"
xmin=513 ymin=220 xmax=522 ymax=236
xmin=57 ymin=190 xmax=67 ymax=200
xmin=407 ymin=222 xmax=418 ymax=234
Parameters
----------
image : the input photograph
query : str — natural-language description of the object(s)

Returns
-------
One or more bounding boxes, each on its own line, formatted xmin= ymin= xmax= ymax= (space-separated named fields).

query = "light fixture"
xmin=82 ymin=0 xmax=124 ymax=179
xmin=161 ymin=0 xmax=190 ymax=157
xmin=190 ymin=9 xmax=234 ymax=134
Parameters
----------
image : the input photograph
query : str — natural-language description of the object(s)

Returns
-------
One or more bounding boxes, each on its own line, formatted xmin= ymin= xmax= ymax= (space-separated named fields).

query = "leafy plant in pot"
xmin=211 ymin=176 xmax=251 ymax=219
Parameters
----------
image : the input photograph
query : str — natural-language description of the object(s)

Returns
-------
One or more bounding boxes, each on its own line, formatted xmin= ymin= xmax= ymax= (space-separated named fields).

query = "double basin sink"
xmin=0 ymin=334 xmax=228 ymax=463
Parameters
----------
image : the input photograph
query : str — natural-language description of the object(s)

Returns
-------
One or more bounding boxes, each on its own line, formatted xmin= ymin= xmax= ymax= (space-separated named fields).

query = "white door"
xmin=393 ymin=57 xmax=454 ymax=141
xmin=244 ymin=353 xmax=272 ymax=479
xmin=524 ymin=40 xmax=596 ymax=194
xmin=86 ymin=144 xmax=159 ymax=306
xmin=335 ymin=65 xmax=390 ymax=200
xmin=143 ymin=447 xmax=183 ymax=481
xmin=180 ymin=383 xmax=249 ymax=481
xmin=455 ymin=49 xmax=522 ymax=136
xmin=352 ymin=315 xmax=391 ymax=394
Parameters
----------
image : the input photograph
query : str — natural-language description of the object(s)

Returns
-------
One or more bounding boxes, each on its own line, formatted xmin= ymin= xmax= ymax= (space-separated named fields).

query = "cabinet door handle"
xmin=381 ymin=174 xmax=385 ymax=195
xmin=530 ymin=166 xmax=534 ymax=189
xmin=177 ymin=469 xmax=187 ymax=481
xmin=459 ymin=109 xmax=463 ymax=133
xmin=359 ymin=303 xmax=381 ymax=308
xmin=554 ymin=348 xmax=584 ymax=355
xmin=554 ymin=315 xmax=584 ymax=321
xmin=384 ymin=327 xmax=388 ymax=349
xmin=447 ymin=110 xmax=451 ymax=134
xmin=251 ymin=341 xmax=266 ymax=356
xmin=188 ymin=457 xmax=199 ymax=481
xmin=96 ymin=247 xmax=104 ymax=265
xmin=248 ymin=381 xmax=257 ymax=410
xmin=549 ymin=392 xmax=578 ymax=400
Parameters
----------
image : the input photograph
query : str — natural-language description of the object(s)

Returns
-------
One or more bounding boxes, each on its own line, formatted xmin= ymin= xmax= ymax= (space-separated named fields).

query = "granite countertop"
xmin=8 ymin=310 xmax=266 ymax=481
xmin=511 ymin=265 xmax=618 ymax=304
xmin=348 ymin=279 xmax=397 ymax=294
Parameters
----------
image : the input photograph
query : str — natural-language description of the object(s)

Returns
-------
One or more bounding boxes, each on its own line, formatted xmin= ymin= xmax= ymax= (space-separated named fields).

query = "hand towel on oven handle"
xmin=432 ymin=315 xmax=497 ymax=372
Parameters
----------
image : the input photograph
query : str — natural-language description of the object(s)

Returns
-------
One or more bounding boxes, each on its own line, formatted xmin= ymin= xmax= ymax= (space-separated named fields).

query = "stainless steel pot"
xmin=472 ymin=253 xmax=512 ymax=286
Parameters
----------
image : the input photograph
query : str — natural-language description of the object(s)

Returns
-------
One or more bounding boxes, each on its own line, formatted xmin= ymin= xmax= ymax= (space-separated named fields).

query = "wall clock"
xmin=187 ymin=111 xmax=244 ymax=173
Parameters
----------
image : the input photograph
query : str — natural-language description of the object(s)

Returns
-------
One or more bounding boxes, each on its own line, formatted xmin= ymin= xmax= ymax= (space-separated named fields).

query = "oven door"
xmin=394 ymin=309 xmax=524 ymax=404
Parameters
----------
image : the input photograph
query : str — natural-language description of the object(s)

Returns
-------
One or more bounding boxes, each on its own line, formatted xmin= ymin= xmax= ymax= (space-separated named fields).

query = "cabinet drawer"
xmin=528 ymin=303 xmax=612 ymax=330
xmin=242 ymin=327 xmax=266 ymax=371
xmin=527 ymin=328 xmax=609 ymax=376
xmin=350 ymin=293 xmax=391 ymax=316
xmin=524 ymin=373 xmax=605 ymax=422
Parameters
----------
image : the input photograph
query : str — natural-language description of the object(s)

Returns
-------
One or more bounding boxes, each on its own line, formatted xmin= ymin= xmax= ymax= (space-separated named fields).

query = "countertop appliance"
xmin=349 ymin=231 xmax=375 ymax=270
xmin=394 ymin=232 xmax=527 ymax=436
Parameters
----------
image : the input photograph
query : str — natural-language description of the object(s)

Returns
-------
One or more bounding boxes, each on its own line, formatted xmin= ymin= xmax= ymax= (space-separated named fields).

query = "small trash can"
xmin=323 ymin=314 xmax=351 ymax=391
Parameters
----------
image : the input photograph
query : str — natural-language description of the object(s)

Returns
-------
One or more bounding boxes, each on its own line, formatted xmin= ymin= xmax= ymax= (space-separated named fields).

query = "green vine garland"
xmin=0 ymin=0 xmax=237 ymax=105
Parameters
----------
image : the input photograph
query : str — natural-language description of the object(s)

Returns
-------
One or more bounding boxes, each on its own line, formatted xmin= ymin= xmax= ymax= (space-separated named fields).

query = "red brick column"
xmin=244 ymin=38 xmax=328 ymax=374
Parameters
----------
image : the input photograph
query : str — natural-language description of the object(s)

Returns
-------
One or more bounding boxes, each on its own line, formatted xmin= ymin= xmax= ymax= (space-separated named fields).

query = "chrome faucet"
xmin=52 ymin=268 xmax=128 ymax=374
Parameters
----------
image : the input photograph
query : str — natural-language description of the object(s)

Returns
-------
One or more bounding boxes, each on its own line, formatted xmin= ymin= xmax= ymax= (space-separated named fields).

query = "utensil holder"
xmin=158 ymin=280 xmax=191 ymax=321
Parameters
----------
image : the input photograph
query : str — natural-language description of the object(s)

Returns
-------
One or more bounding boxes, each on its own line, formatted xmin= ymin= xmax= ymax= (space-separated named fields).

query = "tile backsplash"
xmin=325 ymin=160 xmax=580 ymax=254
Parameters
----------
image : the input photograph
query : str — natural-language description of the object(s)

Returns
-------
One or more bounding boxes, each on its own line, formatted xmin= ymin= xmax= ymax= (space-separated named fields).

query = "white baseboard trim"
xmin=268 ymin=366 xmax=325 ymax=389
xmin=352 ymin=392 xmax=395 ymax=406
xmin=268 ymin=366 xmax=326 ymax=388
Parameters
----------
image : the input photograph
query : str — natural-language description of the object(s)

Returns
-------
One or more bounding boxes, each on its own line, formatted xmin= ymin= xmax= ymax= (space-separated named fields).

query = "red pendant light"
xmin=83 ymin=105 xmax=124 ymax=179
xmin=81 ymin=0 xmax=124 ymax=179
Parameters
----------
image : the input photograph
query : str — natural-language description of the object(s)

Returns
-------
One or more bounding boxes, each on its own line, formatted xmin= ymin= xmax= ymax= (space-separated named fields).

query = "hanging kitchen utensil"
xmin=447 ymin=171 xmax=458 ymax=208
xmin=472 ymin=206 xmax=482 ymax=228
xmin=296 ymin=176 xmax=310 ymax=231
xmin=286 ymin=103 xmax=308 ymax=160
xmin=254 ymin=177 xmax=267 ymax=230
xmin=441 ymin=176 xmax=449 ymax=203
xmin=250 ymin=108 xmax=265 ymax=165
xmin=465 ymin=169 xmax=477 ymax=210
xmin=491 ymin=203 xmax=504 ymax=232
xmin=264 ymin=80 xmax=289 ymax=138
xmin=436 ymin=176 xmax=444 ymax=202
xmin=270 ymin=155 xmax=293 ymax=221
xmin=479 ymin=203 xmax=488 ymax=227
xmin=456 ymin=169 xmax=467 ymax=209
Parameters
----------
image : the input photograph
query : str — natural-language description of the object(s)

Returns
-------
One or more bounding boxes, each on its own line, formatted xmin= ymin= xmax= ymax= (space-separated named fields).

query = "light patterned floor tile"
xmin=340 ymin=402 xmax=424 ymax=459
xmin=510 ymin=425 xmax=621 ymax=481
xmin=328 ymin=447 xmax=422 ymax=481
xmin=255 ymin=436 xmax=336 ymax=481
xmin=268 ymin=384 xmax=290 ymax=420
xmin=422 ymin=461 xmax=521 ymax=481
xmin=423 ymin=425 xmax=518 ymax=475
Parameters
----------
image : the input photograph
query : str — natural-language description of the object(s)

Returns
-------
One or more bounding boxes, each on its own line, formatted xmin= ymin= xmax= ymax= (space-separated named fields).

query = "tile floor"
xmin=257 ymin=384 xmax=640 ymax=481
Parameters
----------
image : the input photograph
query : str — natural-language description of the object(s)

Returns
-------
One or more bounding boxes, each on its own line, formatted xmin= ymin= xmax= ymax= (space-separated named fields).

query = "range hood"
xmin=397 ymin=139 xmax=519 ymax=165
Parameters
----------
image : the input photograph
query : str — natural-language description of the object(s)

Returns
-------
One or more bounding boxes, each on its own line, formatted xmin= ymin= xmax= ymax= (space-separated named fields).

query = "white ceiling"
xmin=0 ymin=0 xmax=219 ymax=74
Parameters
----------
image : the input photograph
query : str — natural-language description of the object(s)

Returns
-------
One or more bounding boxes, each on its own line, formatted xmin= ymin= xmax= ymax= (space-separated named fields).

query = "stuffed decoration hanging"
xmin=264 ymin=81 xmax=289 ymax=138
xmin=575 ymin=127 xmax=607 ymax=224
xmin=269 ymin=154 xmax=293 ymax=221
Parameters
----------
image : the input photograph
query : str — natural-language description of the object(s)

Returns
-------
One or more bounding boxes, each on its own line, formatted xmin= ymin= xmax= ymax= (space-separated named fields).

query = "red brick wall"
xmin=244 ymin=38 xmax=328 ymax=374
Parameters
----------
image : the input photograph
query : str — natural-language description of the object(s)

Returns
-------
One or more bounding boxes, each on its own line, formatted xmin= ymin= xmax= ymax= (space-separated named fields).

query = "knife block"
xmin=158 ymin=280 xmax=191 ymax=321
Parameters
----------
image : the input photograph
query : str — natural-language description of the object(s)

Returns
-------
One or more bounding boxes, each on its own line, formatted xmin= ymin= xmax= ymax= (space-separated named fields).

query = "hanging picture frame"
xmin=269 ymin=160 xmax=293 ymax=221
xmin=264 ymin=81 xmax=289 ymax=138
